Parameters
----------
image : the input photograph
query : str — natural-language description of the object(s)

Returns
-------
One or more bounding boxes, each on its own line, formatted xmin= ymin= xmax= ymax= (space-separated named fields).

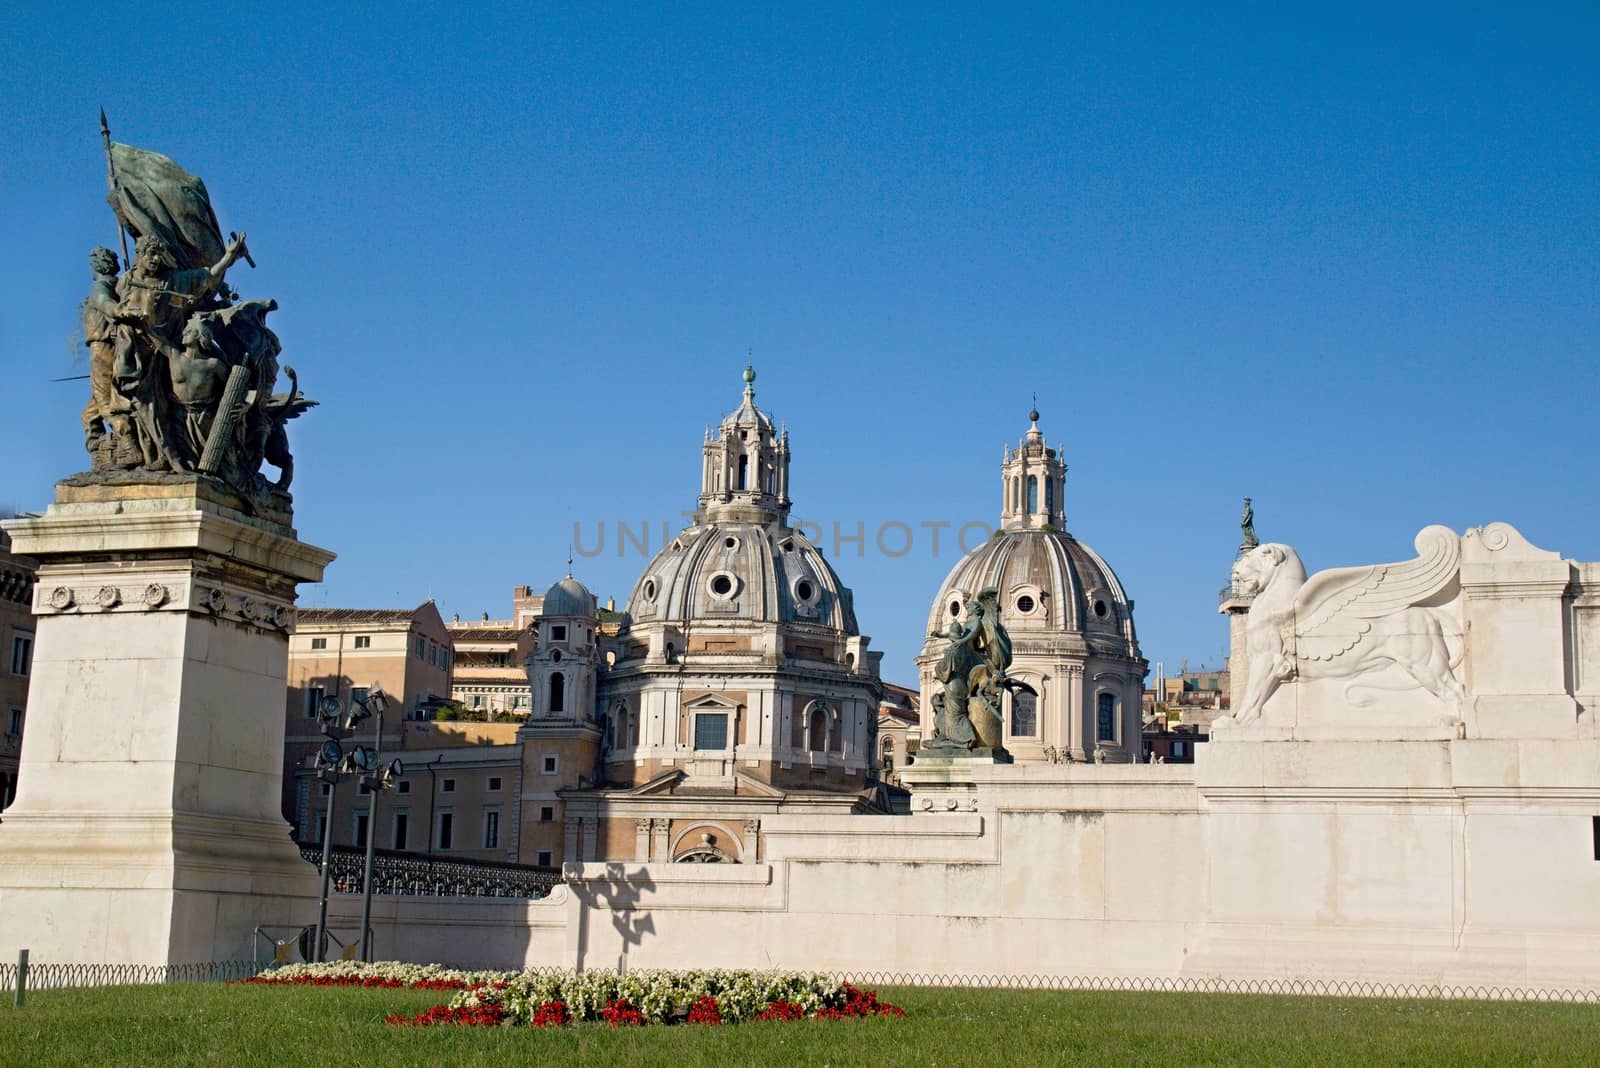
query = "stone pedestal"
xmin=0 ymin=480 xmax=334 ymax=965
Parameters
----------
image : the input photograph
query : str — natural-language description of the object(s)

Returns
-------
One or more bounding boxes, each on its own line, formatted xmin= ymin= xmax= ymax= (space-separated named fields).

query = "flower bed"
xmin=243 ymin=962 xmax=905 ymax=1028
xmin=448 ymin=969 xmax=905 ymax=1027
xmin=242 ymin=961 xmax=505 ymax=990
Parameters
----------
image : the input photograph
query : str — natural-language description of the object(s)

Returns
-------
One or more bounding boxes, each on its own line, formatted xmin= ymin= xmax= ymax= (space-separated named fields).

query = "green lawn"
xmin=1 ymin=982 xmax=1597 ymax=1067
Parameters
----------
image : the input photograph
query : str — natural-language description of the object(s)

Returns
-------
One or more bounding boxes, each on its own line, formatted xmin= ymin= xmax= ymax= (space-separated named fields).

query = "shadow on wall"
xmin=570 ymin=864 xmax=657 ymax=974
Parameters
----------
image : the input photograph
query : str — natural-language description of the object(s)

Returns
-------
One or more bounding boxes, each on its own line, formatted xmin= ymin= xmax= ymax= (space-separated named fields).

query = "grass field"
xmin=2 ymin=982 xmax=1598 ymax=1067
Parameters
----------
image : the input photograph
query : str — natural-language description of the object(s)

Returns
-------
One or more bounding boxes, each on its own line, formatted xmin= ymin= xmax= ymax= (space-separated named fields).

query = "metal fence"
xmin=298 ymin=844 xmax=563 ymax=899
xmin=0 ymin=959 xmax=257 ymax=994
xmin=5 ymin=959 xmax=1599 ymax=1003
xmin=826 ymin=972 xmax=1600 ymax=1003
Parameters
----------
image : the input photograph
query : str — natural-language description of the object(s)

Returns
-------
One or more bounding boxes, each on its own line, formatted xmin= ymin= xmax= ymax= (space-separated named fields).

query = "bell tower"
xmin=1000 ymin=404 xmax=1066 ymax=531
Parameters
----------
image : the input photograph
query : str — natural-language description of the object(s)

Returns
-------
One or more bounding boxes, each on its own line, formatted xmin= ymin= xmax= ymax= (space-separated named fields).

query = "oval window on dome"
xmin=781 ymin=539 xmax=794 ymax=553
xmin=710 ymin=573 xmax=735 ymax=597
xmin=642 ymin=579 xmax=657 ymax=601
xmin=796 ymin=579 xmax=815 ymax=602
xmin=1093 ymin=599 xmax=1109 ymax=619
xmin=1016 ymin=594 xmax=1035 ymax=614
xmin=723 ymin=536 xmax=739 ymax=550
xmin=949 ymin=600 xmax=961 ymax=618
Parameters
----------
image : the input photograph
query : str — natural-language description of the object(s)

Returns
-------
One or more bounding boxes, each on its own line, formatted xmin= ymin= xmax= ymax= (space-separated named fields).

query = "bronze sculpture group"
xmin=77 ymin=119 xmax=312 ymax=512
xmin=924 ymin=588 xmax=1030 ymax=761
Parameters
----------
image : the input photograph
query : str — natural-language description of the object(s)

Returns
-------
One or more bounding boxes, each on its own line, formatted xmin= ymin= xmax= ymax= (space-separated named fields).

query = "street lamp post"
xmin=312 ymin=737 xmax=341 ymax=961
xmin=310 ymin=688 xmax=380 ymax=963
xmin=355 ymin=686 xmax=402 ymax=962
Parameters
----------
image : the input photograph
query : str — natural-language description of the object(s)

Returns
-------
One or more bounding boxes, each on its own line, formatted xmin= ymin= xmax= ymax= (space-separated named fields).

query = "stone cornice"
xmin=4 ymin=504 xmax=334 ymax=583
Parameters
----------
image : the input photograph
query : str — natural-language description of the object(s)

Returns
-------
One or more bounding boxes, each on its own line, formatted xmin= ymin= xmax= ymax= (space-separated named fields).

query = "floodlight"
xmin=318 ymin=695 xmax=342 ymax=721
xmin=317 ymin=739 xmax=342 ymax=768
xmin=366 ymin=685 xmax=390 ymax=716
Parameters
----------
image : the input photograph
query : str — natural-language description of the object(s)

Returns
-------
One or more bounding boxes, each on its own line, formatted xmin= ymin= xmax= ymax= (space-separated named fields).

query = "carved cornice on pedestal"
xmin=33 ymin=572 xmax=298 ymax=634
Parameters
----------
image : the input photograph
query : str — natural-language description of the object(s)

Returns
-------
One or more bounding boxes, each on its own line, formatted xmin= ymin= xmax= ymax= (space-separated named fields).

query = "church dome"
xmin=924 ymin=405 xmax=1140 ymax=654
xmin=543 ymin=575 xmax=597 ymax=619
xmin=626 ymin=521 xmax=860 ymax=633
xmin=917 ymin=406 xmax=1146 ymax=766
xmin=622 ymin=366 xmax=859 ymax=634
xmin=928 ymin=528 xmax=1135 ymax=646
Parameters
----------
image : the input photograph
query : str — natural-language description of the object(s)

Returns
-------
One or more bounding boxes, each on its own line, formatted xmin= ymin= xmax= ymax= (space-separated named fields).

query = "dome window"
xmin=949 ymin=599 xmax=961 ymax=618
xmin=1093 ymin=599 xmax=1109 ymax=619
xmin=723 ymin=535 xmax=739 ymax=550
xmin=781 ymin=539 xmax=794 ymax=553
xmin=795 ymin=579 xmax=816 ymax=604
xmin=1016 ymin=594 xmax=1035 ymax=615
xmin=708 ymin=572 xmax=738 ymax=599
xmin=642 ymin=578 xmax=658 ymax=601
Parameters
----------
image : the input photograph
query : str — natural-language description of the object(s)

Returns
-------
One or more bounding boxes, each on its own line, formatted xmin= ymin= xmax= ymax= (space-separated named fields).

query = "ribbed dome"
xmin=543 ymin=575 xmax=597 ymax=619
xmin=927 ymin=528 xmax=1137 ymax=647
xmin=626 ymin=521 xmax=859 ymax=633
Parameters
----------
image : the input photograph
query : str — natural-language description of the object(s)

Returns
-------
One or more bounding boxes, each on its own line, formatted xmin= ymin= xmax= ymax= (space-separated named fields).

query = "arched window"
xmin=738 ymin=455 xmax=749 ymax=490
xmin=1011 ymin=690 xmax=1038 ymax=737
xmin=549 ymin=672 xmax=565 ymax=714
xmin=612 ymin=703 xmax=628 ymax=749
xmin=1097 ymin=692 xmax=1116 ymax=742
xmin=880 ymin=736 xmax=895 ymax=774
xmin=808 ymin=706 xmax=828 ymax=752
xmin=1026 ymin=475 xmax=1038 ymax=513
xmin=1045 ymin=476 xmax=1054 ymax=514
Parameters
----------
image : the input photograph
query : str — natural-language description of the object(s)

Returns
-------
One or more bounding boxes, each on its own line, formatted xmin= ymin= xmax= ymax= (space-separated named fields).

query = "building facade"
xmin=448 ymin=610 xmax=536 ymax=718
xmin=876 ymin=682 xmax=920 ymax=785
xmin=918 ymin=409 xmax=1148 ymax=762
xmin=283 ymin=601 xmax=455 ymax=843
xmin=0 ymin=528 xmax=36 ymax=811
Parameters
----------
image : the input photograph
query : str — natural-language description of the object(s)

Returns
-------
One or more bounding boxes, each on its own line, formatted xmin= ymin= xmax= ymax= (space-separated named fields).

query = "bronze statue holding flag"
xmin=79 ymin=116 xmax=315 ymax=515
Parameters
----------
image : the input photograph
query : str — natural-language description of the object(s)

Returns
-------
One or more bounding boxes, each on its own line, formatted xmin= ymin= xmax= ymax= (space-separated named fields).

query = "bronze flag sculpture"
xmin=77 ymin=116 xmax=315 ymax=516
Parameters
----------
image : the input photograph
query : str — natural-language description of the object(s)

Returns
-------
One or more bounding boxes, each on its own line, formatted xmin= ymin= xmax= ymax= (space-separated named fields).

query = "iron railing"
xmin=297 ymin=843 xmax=562 ymax=899
xmin=824 ymin=971 xmax=1600 ymax=1002
xmin=0 ymin=959 xmax=257 ymax=993
xmin=4 ymin=960 xmax=1599 ymax=1003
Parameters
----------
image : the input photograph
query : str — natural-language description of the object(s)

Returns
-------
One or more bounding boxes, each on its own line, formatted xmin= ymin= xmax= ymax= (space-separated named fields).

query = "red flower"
xmin=816 ymin=983 xmax=905 ymax=1020
xmin=687 ymin=995 xmax=723 ymax=1025
xmin=532 ymin=1000 xmax=572 ymax=1028
xmin=388 ymin=1002 xmax=506 ymax=1027
xmin=754 ymin=999 xmax=807 ymax=1021
xmin=600 ymin=998 xmax=648 ymax=1027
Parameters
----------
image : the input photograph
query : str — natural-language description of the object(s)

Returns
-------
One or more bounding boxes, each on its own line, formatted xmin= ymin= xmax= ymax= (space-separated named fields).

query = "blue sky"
xmin=3 ymin=4 xmax=1596 ymax=684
